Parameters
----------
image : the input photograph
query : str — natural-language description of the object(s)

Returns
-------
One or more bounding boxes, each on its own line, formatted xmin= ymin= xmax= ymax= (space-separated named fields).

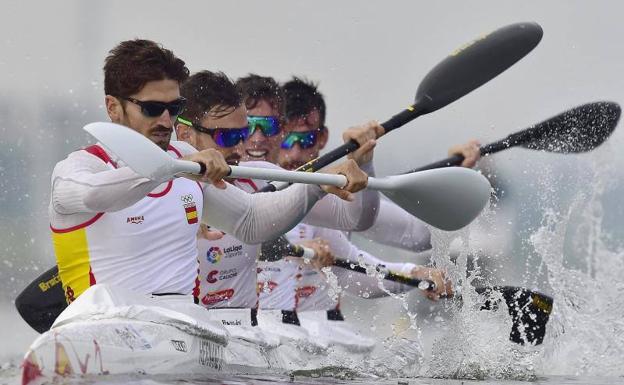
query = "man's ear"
xmin=318 ymin=127 xmax=329 ymax=150
xmin=176 ymin=123 xmax=192 ymax=141
xmin=105 ymin=95 xmax=122 ymax=123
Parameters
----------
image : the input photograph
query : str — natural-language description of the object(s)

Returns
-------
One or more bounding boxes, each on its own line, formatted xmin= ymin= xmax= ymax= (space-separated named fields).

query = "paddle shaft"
xmin=332 ymin=258 xmax=435 ymax=290
xmin=284 ymin=242 xmax=435 ymax=290
xmin=409 ymin=133 xmax=527 ymax=172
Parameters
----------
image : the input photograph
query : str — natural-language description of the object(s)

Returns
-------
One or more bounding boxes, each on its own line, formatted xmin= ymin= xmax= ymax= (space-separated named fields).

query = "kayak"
xmin=21 ymin=284 xmax=375 ymax=384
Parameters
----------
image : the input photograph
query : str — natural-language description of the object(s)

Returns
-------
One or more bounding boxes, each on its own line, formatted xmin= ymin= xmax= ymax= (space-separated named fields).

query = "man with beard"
xmin=49 ymin=40 xmax=372 ymax=310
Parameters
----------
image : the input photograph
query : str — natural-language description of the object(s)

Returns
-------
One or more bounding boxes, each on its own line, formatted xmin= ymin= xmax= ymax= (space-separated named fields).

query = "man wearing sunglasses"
xmin=48 ymin=40 xmax=373 ymax=314
xmin=235 ymin=75 xmax=285 ymax=164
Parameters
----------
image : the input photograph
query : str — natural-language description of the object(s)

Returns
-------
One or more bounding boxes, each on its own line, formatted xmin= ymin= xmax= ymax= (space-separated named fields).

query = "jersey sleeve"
xmin=357 ymin=195 xmax=432 ymax=252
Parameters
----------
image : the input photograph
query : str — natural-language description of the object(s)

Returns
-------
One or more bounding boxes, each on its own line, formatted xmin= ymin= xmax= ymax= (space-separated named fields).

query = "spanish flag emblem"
xmin=185 ymin=203 xmax=198 ymax=224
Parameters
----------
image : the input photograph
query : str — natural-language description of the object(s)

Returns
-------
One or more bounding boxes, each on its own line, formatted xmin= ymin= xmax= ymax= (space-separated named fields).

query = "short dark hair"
xmin=282 ymin=77 xmax=326 ymax=127
xmin=104 ymin=39 xmax=189 ymax=98
xmin=180 ymin=71 xmax=242 ymax=122
xmin=235 ymin=74 xmax=284 ymax=115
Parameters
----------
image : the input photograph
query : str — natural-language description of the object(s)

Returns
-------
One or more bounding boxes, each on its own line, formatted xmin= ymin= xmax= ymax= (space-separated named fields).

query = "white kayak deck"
xmin=22 ymin=284 xmax=378 ymax=384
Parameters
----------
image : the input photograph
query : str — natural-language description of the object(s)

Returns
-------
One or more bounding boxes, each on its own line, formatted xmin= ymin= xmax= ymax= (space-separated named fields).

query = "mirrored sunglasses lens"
xmin=215 ymin=128 xmax=249 ymax=148
xmin=248 ymin=117 xmax=280 ymax=137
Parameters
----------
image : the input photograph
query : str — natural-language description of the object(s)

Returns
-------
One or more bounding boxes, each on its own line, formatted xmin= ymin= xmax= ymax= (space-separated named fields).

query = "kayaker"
xmin=49 ymin=39 xmax=375 ymax=305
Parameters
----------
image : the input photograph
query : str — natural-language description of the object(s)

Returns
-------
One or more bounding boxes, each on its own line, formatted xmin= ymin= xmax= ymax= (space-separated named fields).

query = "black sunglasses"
xmin=119 ymin=96 xmax=187 ymax=118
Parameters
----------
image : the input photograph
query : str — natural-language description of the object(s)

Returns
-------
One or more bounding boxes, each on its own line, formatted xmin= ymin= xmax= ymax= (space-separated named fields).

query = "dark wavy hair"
xmin=103 ymin=39 xmax=189 ymax=98
xmin=282 ymin=77 xmax=326 ymax=127
xmin=235 ymin=74 xmax=284 ymax=116
xmin=179 ymin=70 xmax=242 ymax=121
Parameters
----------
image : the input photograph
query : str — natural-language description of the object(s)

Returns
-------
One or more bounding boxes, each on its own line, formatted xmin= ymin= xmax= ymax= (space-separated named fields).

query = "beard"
xmin=148 ymin=125 xmax=172 ymax=151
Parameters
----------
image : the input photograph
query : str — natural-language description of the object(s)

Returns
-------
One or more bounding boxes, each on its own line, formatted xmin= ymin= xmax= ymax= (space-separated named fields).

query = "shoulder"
xmin=54 ymin=147 xmax=111 ymax=173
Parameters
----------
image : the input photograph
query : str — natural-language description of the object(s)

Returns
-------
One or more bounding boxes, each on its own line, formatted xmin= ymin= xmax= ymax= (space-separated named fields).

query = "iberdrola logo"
xmin=206 ymin=247 xmax=222 ymax=264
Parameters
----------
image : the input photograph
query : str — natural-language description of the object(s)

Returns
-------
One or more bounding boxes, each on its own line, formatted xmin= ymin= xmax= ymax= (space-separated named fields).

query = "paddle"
xmin=15 ymin=265 xmax=64 ymax=334
xmin=260 ymin=21 xmax=543 ymax=192
xmin=332 ymin=259 xmax=552 ymax=345
xmin=410 ymin=101 xmax=621 ymax=172
xmin=84 ymin=122 xmax=491 ymax=232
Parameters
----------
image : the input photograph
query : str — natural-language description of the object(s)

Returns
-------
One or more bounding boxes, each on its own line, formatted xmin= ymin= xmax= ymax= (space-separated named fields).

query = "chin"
xmin=151 ymin=137 xmax=171 ymax=151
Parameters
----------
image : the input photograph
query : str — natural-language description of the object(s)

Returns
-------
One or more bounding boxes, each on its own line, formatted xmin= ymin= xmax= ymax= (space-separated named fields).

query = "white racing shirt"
xmin=196 ymin=179 xmax=260 ymax=309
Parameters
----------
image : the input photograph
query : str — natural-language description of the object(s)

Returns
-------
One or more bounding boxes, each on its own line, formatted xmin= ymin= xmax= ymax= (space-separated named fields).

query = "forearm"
xmin=358 ymin=196 xmax=431 ymax=252
xmin=302 ymin=161 xmax=379 ymax=231
xmin=202 ymin=182 xmax=326 ymax=244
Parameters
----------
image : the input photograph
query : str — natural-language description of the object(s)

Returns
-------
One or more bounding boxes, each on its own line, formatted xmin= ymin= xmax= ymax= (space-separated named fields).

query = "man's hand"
xmin=181 ymin=149 xmax=230 ymax=188
xmin=410 ymin=266 xmax=453 ymax=301
xmin=448 ymin=139 xmax=481 ymax=168
xmin=343 ymin=120 xmax=384 ymax=166
xmin=321 ymin=159 xmax=368 ymax=201
xmin=299 ymin=238 xmax=335 ymax=269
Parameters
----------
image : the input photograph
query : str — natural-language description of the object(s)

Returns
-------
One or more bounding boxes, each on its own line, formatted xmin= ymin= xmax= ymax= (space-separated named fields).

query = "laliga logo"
xmin=206 ymin=247 xmax=222 ymax=264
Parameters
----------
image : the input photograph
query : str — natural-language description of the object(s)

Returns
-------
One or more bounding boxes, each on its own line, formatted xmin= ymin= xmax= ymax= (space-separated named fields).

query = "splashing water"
xmin=532 ymin=154 xmax=624 ymax=377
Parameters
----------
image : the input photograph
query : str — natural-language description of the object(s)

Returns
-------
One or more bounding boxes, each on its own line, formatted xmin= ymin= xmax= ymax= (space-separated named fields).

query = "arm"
xmin=238 ymin=159 xmax=380 ymax=232
xmin=357 ymin=195 xmax=432 ymax=252
xmin=305 ymin=227 xmax=417 ymax=298
xmin=51 ymin=150 xmax=161 ymax=215
xmin=201 ymin=182 xmax=327 ymax=245
xmin=302 ymin=161 xmax=379 ymax=231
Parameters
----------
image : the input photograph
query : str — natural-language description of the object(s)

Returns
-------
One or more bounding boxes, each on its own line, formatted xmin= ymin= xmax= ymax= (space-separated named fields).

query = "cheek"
xmin=303 ymin=148 xmax=317 ymax=160
xmin=268 ymin=134 xmax=283 ymax=149
xmin=198 ymin=135 xmax=217 ymax=151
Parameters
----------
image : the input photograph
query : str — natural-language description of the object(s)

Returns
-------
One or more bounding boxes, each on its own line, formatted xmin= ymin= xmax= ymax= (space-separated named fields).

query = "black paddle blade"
xmin=414 ymin=22 xmax=543 ymax=115
xmin=515 ymin=101 xmax=621 ymax=153
xmin=15 ymin=266 xmax=66 ymax=333
xmin=476 ymin=286 xmax=553 ymax=345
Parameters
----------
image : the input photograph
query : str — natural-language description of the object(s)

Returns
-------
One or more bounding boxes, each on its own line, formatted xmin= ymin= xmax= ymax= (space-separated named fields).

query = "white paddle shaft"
xmin=175 ymin=160 xmax=393 ymax=190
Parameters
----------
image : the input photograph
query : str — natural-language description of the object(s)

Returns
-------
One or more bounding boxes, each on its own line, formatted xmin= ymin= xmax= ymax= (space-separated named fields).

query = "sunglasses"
xmin=247 ymin=115 xmax=281 ymax=137
xmin=281 ymin=129 xmax=321 ymax=150
xmin=120 ymin=96 xmax=187 ymax=118
xmin=177 ymin=116 xmax=249 ymax=148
